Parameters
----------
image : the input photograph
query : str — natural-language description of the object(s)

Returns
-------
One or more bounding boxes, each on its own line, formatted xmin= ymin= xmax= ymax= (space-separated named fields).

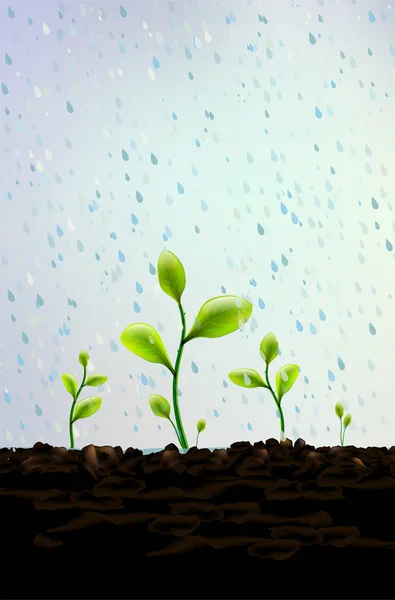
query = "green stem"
xmin=172 ymin=303 xmax=189 ymax=450
xmin=69 ymin=367 xmax=87 ymax=449
xmin=196 ymin=431 xmax=199 ymax=448
xmin=169 ymin=417 xmax=183 ymax=447
xmin=340 ymin=419 xmax=343 ymax=446
xmin=265 ymin=365 xmax=285 ymax=441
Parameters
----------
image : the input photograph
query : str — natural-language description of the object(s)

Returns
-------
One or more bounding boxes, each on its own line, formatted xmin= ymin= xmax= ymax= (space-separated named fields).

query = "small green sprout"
xmin=335 ymin=401 xmax=352 ymax=446
xmin=229 ymin=332 xmax=300 ymax=441
xmin=196 ymin=418 xmax=206 ymax=448
xmin=61 ymin=349 xmax=107 ymax=449
xmin=120 ymin=249 xmax=253 ymax=450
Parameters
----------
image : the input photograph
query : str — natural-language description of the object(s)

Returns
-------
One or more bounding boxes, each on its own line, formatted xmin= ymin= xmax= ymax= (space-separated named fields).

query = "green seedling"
xmin=229 ymin=332 xmax=300 ymax=441
xmin=335 ymin=401 xmax=352 ymax=446
xmin=196 ymin=418 xmax=206 ymax=448
xmin=120 ymin=249 xmax=253 ymax=450
xmin=61 ymin=349 xmax=108 ymax=449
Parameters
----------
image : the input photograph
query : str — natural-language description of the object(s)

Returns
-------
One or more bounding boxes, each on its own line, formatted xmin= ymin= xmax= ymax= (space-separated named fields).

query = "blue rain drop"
xmin=318 ymin=309 xmax=326 ymax=321
xmin=257 ymin=223 xmax=265 ymax=235
xmin=191 ymin=361 xmax=199 ymax=374
xmin=315 ymin=106 xmax=322 ymax=119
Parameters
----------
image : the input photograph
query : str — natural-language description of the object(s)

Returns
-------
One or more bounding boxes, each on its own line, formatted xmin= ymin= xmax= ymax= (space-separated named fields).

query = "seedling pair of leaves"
xmin=229 ymin=333 xmax=300 ymax=441
xmin=120 ymin=250 xmax=253 ymax=450
xmin=335 ymin=401 xmax=352 ymax=446
xmin=61 ymin=350 xmax=108 ymax=449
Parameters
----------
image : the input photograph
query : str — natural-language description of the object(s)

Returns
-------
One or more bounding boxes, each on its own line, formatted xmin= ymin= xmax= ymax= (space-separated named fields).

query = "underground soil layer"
xmin=1 ymin=439 xmax=395 ymax=599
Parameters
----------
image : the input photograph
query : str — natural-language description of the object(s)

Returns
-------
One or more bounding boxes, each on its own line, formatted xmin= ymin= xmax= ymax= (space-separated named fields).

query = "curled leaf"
xmin=184 ymin=295 xmax=253 ymax=343
xmin=149 ymin=394 xmax=171 ymax=419
xmin=228 ymin=368 xmax=268 ymax=389
xmin=85 ymin=373 xmax=108 ymax=387
xmin=259 ymin=332 xmax=279 ymax=365
xmin=275 ymin=364 xmax=300 ymax=403
xmin=120 ymin=323 xmax=174 ymax=374
xmin=158 ymin=250 xmax=186 ymax=303
xmin=197 ymin=418 xmax=206 ymax=433
xmin=343 ymin=413 xmax=352 ymax=428
xmin=335 ymin=401 xmax=344 ymax=419
xmin=79 ymin=350 xmax=89 ymax=368
xmin=61 ymin=374 xmax=78 ymax=398
xmin=72 ymin=396 xmax=102 ymax=423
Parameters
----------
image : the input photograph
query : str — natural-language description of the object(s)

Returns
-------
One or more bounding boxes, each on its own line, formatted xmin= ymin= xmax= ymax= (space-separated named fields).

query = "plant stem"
xmin=172 ymin=302 xmax=189 ymax=450
xmin=196 ymin=432 xmax=199 ymax=448
xmin=265 ymin=365 xmax=285 ymax=441
xmin=169 ymin=417 xmax=183 ymax=447
xmin=69 ymin=366 xmax=87 ymax=449
xmin=340 ymin=419 xmax=344 ymax=446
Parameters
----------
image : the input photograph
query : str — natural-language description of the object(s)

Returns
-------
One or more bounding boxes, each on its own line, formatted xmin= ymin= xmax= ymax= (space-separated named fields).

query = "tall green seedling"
xmin=335 ymin=401 xmax=352 ymax=446
xmin=61 ymin=349 xmax=108 ymax=449
xmin=229 ymin=332 xmax=300 ymax=441
xmin=120 ymin=250 xmax=253 ymax=450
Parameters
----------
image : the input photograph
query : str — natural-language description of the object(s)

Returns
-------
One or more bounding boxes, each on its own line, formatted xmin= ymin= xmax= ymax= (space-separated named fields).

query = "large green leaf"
xmin=260 ymin=333 xmax=279 ymax=365
xmin=61 ymin=374 xmax=78 ymax=398
xmin=85 ymin=373 xmax=108 ymax=387
xmin=228 ymin=368 xmax=268 ymax=389
xmin=184 ymin=295 xmax=253 ymax=343
xmin=149 ymin=394 xmax=171 ymax=419
xmin=72 ymin=396 xmax=102 ymax=422
xmin=158 ymin=250 xmax=186 ymax=303
xmin=120 ymin=323 xmax=175 ymax=374
xmin=275 ymin=364 xmax=300 ymax=403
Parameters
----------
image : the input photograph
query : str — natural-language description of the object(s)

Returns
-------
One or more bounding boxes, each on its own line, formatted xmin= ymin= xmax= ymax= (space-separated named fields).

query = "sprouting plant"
xmin=229 ymin=332 xmax=300 ymax=441
xmin=335 ymin=401 xmax=352 ymax=446
xmin=196 ymin=418 xmax=206 ymax=448
xmin=120 ymin=250 xmax=253 ymax=450
xmin=61 ymin=349 xmax=108 ymax=449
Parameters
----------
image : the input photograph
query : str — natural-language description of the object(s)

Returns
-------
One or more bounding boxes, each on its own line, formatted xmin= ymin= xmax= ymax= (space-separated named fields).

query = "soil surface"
xmin=1 ymin=439 xmax=395 ymax=599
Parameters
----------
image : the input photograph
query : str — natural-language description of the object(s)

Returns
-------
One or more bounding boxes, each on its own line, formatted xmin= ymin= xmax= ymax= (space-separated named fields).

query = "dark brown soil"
xmin=1 ymin=439 xmax=395 ymax=599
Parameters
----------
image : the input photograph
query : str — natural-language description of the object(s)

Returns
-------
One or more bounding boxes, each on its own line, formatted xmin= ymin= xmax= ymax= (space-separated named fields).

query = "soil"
xmin=1 ymin=439 xmax=395 ymax=599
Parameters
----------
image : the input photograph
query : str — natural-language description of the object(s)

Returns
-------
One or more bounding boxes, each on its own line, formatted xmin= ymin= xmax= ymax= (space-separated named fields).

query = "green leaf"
xmin=335 ymin=401 xmax=344 ymax=419
xmin=259 ymin=332 xmax=279 ymax=366
xmin=79 ymin=350 xmax=89 ymax=368
xmin=61 ymin=374 xmax=78 ymax=398
xmin=343 ymin=413 xmax=352 ymax=428
xmin=275 ymin=364 xmax=300 ymax=403
xmin=72 ymin=396 xmax=102 ymax=423
xmin=228 ymin=368 xmax=268 ymax=388
xmin=120 ymin=323 xmax=175 ymax=374
xmin=197 ymin=418 xmax=206 ymax=433
xmin=184 ymin=295 xmax=253 ymax=343
xmin=158 ymin=250 xmax=186 ymax=303
xmin=85 ymin=373 xmax=108 ymax=387
xmin=149 ymin=394 xmax=171 ymax=419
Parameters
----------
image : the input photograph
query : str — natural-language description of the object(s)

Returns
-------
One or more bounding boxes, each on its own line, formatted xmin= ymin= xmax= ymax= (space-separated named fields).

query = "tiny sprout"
xmin=229 ymin=332 xmax=300 ymax=441
xmin=196 ymin=418 xmax=206 ymax=448
xmin=335 ymin=401 xmax=352 ymax=446
xmin=62 ymin=350 xmax=107 ymax=449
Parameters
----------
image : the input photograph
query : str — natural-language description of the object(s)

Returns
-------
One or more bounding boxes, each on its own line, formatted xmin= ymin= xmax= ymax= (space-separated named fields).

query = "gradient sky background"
xmin=1 ymin=0 xmax=395 ymax=450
